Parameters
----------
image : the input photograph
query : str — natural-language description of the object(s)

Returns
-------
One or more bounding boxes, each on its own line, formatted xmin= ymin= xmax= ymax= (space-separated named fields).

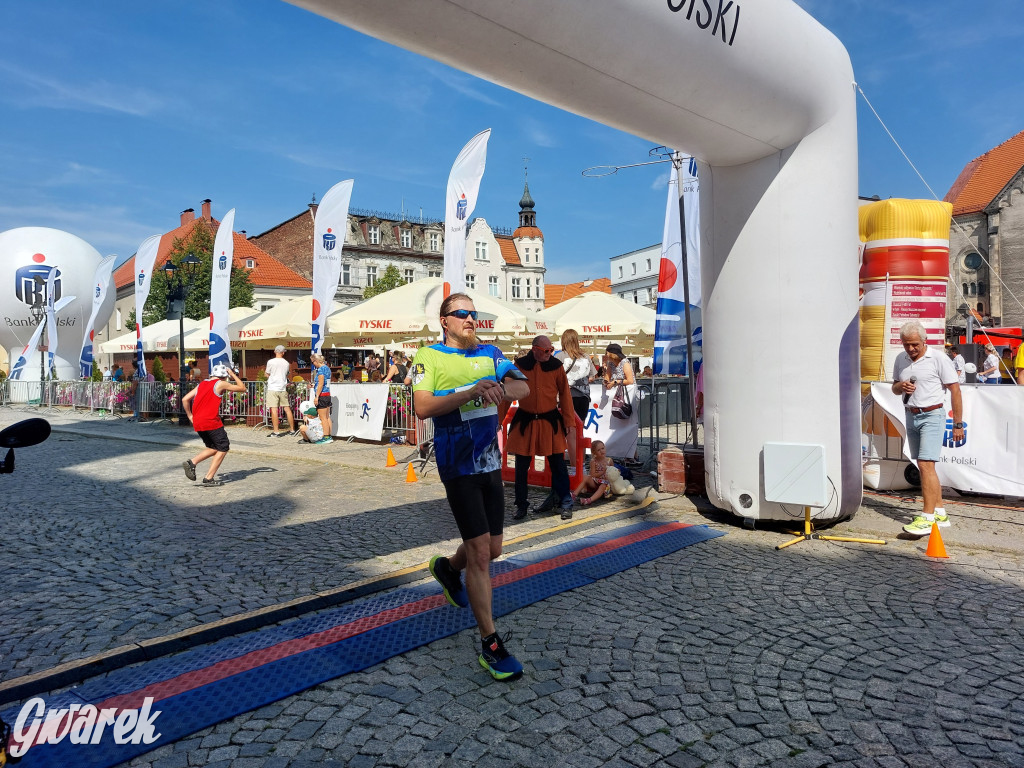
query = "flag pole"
xmin=674 ymin=152 xmax=698 ymax=448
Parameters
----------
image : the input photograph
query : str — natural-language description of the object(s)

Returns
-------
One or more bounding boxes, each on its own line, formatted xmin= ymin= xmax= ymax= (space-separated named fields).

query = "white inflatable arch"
xmin=292 ymin=0 xmax=861 ymax=521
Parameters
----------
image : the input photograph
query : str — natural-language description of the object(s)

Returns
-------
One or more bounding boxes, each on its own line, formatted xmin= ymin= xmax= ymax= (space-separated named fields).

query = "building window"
xmin=245 ymin=258 xmax=256 ymax=269
xmin=489 ymin=275 xmax=499 ymax=296
xmin=367 ymin=266 xmax=378 ymax=287
xmin=524 ymin=247 xmax=530 ymax=263
xmin=368 ymin=224 xmax=380 ymax=245
xmin=466 ymin=273 xmax=476 ymax=289
xmin=404 ymin=268 xmax=414 ymax=284
xmin=512 ymin=277 xmax=521 ymax=299
xmin=631 ymin=263 xmax=637 ymax=276
xmin=260 ymin=304 xmax=275 ymax=312
xmin=526 ymin=278 xmax=532 ymax=299
xmin=964 ymin=252 xmax=983 ymax=270
xmin=342 ymin=264 xmax=351 ymax=285
xmin=646 ymin=258 xmax=651 ymax=272
xmin=429 ymin=233 xmax=439 ymax=251
xmin=475 ymin=242 xmax=488 ymax=261
xmin=633 ymin=291 xmax=638 ymax=303
xmin=428 ymin=269 xmax=442 ymax=278
xmin=962 ymin=282 xmax=968 ymax=297
xmin=648 ymin=287 xmax=657 ymax=303
xmin=618 ymin=265 xmax=623 ymax=279
xmin=978 ymin=281 xmax=986 ymax=295
xmin=400 ymin=229 xmax=412 ymax=248
xmin=116 ymin=308 xmax=122 ymax=331
xmin=537 ymin=278 xmax=543 ymax=300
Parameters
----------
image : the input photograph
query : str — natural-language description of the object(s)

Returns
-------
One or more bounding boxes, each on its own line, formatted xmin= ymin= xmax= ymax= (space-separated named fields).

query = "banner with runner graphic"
xmin=579 ymin=383 xmax=638 ymax=459
xmin=208 ymin=208 xmax=235 ymax=370
xmin=869 ymin=382 xmax=1024 ymax=497
xmin=132 ymin=234 xmax=161 ymax=376
xmin=312 ymin=179 xmax=354 ymax=354
xmin=443 ymin=129 xmax=490 ymax=297
xmin=332 ymin=383 xmax=389 ymax=439
xmin=79 ymin=254 xmax=116 ymax=378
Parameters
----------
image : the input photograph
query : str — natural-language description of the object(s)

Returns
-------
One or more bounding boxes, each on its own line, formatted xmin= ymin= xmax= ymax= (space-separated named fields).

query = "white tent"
xmin=98 ymin=317 xmax=204 ymax=355
xmin=533 ymin=292 xmax=656 ymax=338
xmin=325 ymin=277 xmax=533 ymax=347
xmin=226 ymin=296 xmax=335 ymax=350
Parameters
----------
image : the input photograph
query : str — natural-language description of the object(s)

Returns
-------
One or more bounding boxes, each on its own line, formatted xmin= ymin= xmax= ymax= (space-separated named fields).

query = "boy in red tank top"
xmin=181 ymin=364 xmax=246 ymax=486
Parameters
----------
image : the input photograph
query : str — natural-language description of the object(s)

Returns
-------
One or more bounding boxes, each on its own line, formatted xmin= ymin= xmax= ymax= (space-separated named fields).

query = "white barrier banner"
xmin=870 ymin=382 xmax=1024 ymax=496
xmin=333 ymin=383 xmax=389 ymax=440
xmin=579 ymin=383 xmax=638 ymax=459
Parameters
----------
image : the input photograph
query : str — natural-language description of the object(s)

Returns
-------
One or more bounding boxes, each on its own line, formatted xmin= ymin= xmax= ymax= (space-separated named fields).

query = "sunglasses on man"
xmin=444 ymin=309 xmax=478 ymax=320
xmin=532 ymin=345 xmax=555 ymax=354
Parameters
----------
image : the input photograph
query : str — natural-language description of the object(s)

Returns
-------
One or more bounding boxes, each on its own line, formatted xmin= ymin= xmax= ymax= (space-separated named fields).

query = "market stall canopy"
xmin=227 ymin=297 xmax=337 ymax=350
xmin=325 ymin=277 xmax=533 ymax=347
xmin=180 ymin=306 xmax=261 ymax=351
xmin=98 ymin=317 xmax=204 ymax=355
xmin=532 ymin=292 xmax=656 ymax=338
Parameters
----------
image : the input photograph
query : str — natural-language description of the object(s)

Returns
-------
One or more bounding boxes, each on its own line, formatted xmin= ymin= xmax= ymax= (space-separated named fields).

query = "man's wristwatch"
xmin=954 ymin=422 xmax=964 ymax=429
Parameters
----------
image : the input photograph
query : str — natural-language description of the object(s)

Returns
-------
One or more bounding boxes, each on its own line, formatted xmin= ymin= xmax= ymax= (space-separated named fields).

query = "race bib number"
xmin=456 ymin=383 xmax=497 ymax=421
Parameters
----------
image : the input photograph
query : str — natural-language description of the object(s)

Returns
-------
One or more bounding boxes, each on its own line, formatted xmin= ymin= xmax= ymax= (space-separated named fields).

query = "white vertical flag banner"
xmin=132 ymin=235 xmax=161 ymax=377
xmin=654 ymin=156 xmax=701 ymax=375
xmin=208 ymin=208 xmax=235 ymax=370
xmin=443 ymin=129 xmax=490 ymax=297
xmin=79 ymin=254 xmax=116 ymax=378
xmin=8 ymin=316 xmax=46 ymax=381
xmin=312 ymin=179 xmax=354 ymax=354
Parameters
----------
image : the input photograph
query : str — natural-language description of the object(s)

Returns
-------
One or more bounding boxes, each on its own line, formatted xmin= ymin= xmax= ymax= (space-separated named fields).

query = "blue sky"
xmin=1 ymin=1 xmax=1022 ymax=284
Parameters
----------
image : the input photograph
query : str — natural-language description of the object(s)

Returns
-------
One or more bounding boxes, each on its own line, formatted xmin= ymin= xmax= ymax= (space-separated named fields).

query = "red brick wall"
xmin=251 ymin=214 xmax=315 ymax=281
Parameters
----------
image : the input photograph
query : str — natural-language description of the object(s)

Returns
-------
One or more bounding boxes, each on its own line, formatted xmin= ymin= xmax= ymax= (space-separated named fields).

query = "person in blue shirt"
xmin=413 ymin=293 xmax=529 ymax=681
xmin=310 ymin=352 xmax=333 ymax=443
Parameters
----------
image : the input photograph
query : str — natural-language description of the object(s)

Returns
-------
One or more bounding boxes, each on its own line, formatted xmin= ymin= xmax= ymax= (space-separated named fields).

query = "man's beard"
xmin=449 ymin=325 xmax=478 ymax=347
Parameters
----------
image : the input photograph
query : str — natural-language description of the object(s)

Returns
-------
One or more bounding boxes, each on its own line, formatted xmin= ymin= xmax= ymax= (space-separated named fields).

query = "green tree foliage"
xmin=363 ymin=264 xmax=405 ymax=299
xmin=91 ymin=359 xmax=102 ymax=382
xmin=129 ymin=224 xmax=255 ymax=329
xmin=151 ymin=356 xmax=167 ymax=383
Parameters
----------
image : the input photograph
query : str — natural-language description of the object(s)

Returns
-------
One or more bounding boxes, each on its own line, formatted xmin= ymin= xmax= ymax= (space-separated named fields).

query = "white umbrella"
xmin=325 ymin=277 xmax=533 ymax=346
xmin=98 ymin=317 xmax=205 ymax=355
xmin=532 ymin=292 xmax=656 ymax=339
xmin=179 ymin=306 xmax=261 ymax=351
xmin=227 ymin=296 xmax=337 ymax=350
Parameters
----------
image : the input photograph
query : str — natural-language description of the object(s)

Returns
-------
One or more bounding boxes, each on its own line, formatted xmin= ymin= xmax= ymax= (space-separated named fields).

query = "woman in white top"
xmin=558 ymin=329 xmax=597 ymax=469
xmin=978 ymin=343 xmax=1000 ymax=384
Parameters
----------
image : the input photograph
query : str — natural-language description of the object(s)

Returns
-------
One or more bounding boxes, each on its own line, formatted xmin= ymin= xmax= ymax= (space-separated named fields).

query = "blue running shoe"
xmin=429 ymin=555 xmax=468 ymax=608
xmin=479 ymin=632 xmax=523 ymax=681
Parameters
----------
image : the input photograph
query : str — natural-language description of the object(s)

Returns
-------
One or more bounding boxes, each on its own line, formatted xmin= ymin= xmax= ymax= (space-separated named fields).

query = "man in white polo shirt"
xmin=892 ymin=320 xmax=963 ymax=537
xmin=265 ymin=345 xmax=297 ymax=437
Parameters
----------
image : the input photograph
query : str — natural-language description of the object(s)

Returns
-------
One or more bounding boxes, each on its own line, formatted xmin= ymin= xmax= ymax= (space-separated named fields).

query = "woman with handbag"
xmin=558 ymin=329 xmax=597 ymax=468
xmin=603 ymin=343 xmax=635 ymax=390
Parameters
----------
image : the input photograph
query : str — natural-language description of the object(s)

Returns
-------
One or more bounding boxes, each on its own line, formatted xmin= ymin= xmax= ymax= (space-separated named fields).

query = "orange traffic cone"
xmin=925 ymin=523 xmax=949 ymax=559
xmin=386 ymin=447 xmax=397 ymax=468
xmin=405 ymin=462 xmax=419 ymax=483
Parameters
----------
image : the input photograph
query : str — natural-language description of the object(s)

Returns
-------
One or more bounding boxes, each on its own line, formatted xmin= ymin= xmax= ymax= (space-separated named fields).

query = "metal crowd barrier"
xmin=634 ymin=376 xmax=696 ymax=464
xmin=382 ymin=383 xmax=416 ymax=443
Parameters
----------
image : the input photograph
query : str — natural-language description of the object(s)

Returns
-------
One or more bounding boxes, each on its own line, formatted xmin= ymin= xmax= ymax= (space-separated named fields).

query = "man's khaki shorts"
xmin=267 ymin=389 xmax=290 ymax=408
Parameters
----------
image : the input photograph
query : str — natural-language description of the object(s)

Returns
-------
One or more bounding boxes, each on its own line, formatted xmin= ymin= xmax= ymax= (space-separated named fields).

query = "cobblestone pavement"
xmin=2 ymin=409 xmax=1023 ymax=767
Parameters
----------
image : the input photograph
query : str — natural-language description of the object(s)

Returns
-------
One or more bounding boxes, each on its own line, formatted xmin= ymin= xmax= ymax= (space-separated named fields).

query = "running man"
xmin=413 ymin=293 xmax=530 ymax=681
xmin=181 ymin=364 xmax=246 ymax=486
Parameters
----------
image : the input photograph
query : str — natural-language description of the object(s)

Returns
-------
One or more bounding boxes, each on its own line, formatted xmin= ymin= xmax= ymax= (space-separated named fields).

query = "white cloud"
xmin=0 ymin=60 xmax=165 ymax=117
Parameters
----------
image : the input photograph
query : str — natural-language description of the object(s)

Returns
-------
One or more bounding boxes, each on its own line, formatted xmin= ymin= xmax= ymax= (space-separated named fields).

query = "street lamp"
xmin=165 ymin=251 xmax=201 ymax=424
xmin=957 ymin=302 xmax=975 ymax=344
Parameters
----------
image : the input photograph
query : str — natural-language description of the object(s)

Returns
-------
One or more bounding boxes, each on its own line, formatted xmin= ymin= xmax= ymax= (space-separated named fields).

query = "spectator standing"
xmin=310 ymin=352 xmax=333 ymax=439
xmin=603 ymin=343 xmax=635 ymax=390
xmin=947 ymin=344 xmax=966 ymax=385
xmin=181 ymin=364 xmax=246 ymax=486
xmin=978 ymin=343 xmax=1000 ymax=384
xmin=891 ymin=320 xmax=963 ymax=536
xmin=111 ymin=365 xmax=124 ymax=382
xmin=102 ymin=366 xmax=111 ymax=382
xmin=508 ymin=335 xmax=577 ymax=520
xmin=383 ymin=352 xmax=408 ymax=383
xmin=999 ymin=348 xmax=1014 ymax=384
xmin=557 ymin=329 xmax=596 ymax=469
xmin=414 ymin=293 xmax=530 ymax=681
xmin=265 ymin=345 xmax=297 ymax=437
xmin=366 ymin=354 xmax=381 ymax=376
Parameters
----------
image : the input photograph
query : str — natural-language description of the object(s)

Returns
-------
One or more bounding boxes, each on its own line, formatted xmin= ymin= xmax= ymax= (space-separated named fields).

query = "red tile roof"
xmin=114 ymin=212 xmax=311 ymax=291
xmin=513 ymin=226 xmax=544 ymax=239
xmin=496 ymin=235 xmax=521 ymax=265
xmin=945 ymin=129 xmax=1024 ymax=216
xmin=544 ymin=278 xmax=612 ymax=308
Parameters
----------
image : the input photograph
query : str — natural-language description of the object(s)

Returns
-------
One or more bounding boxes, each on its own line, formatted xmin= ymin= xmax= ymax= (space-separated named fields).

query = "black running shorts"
xmin=442 ymin=469 xmax=505 ymax=540
xmin=317 ymin=394 xmax=333 ymax=410
xmin=198 ymin=427 xmax=230 ymax=452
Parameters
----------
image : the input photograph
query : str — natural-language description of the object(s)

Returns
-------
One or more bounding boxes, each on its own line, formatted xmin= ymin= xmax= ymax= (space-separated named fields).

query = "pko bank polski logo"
xmin=218 ymin=252 xmax=228 ymax=271
xmin=15 ymin=264 xmax=61 ymax=307
xmin=137 ymin=269 xmax=145 ymax=286
xmin=323 ymin=228 xmax=336 ymax=250
xmin=943 ymin=413 xmax=967 ymax=448
xmin=456 ymin=194 xmax=468 ymax=220
xmin=7 ymin=696 xmax=162 ymax=758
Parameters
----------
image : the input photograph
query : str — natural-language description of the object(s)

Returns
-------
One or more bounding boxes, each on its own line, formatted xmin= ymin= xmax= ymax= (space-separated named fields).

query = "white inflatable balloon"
xmin=0 ymin=227 xmax=115 ymax=381
xmin=293 ymin=0 xmax=861 ymax=522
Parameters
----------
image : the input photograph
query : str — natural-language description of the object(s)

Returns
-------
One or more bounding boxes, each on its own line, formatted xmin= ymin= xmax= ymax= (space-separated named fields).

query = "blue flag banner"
xmin=654 ymin=156 xmax=701 ymax=375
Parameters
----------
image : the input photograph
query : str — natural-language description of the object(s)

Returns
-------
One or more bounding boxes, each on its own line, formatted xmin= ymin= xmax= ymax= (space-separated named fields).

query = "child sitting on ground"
xmin=299 ymin=404 xmax=326 ymax=444
xmin=573 ymin=440 xmax=611 ymax=506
